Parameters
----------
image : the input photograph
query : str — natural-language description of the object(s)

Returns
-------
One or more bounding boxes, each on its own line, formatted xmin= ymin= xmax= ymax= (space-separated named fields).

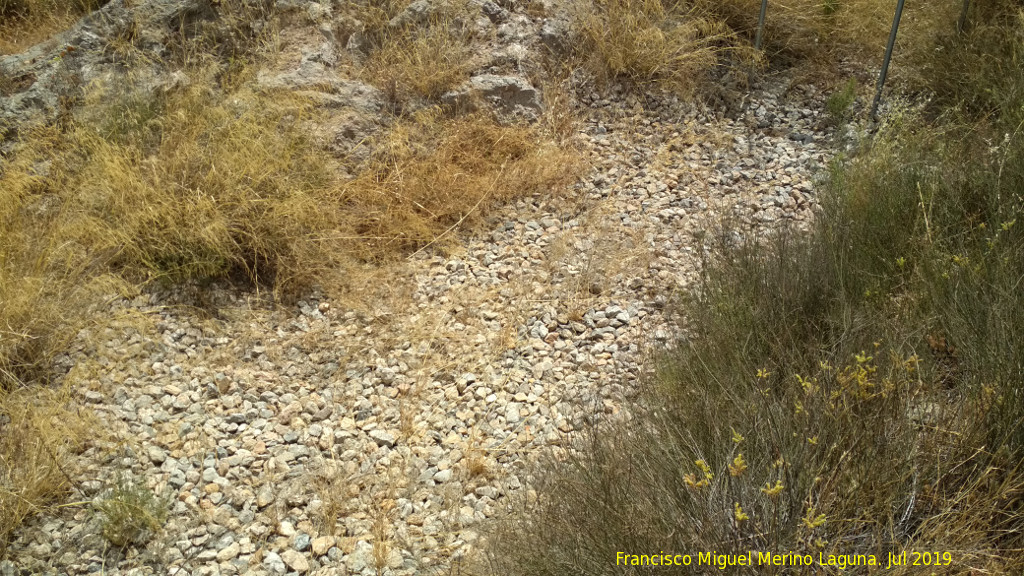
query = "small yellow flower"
xmin=1001 ymin=219 xmax=1016 ymax=231
xmin=803 ymin=509 xmax=827 ymax=529
xmin=683 ymin=473 xmax=707 ymax=489
xmin=807 ymin=436 xmax=818 ymax=445
xmin=757 ymin=368 xmax=770 ymax=379
xmin=794 ymin=401 xmax=804 ymax=415
xmin=761 ymin=480 xmax=784 ymax=498
xmin=695 ymin=459 xmax=713 ymax=480
xmin=732 ymin=429 xmax=745 ymax=444
xmin=734 ymin=502 xmax=749 ymax=522
xmin=729 ymin=453 xmax=748 ymax=477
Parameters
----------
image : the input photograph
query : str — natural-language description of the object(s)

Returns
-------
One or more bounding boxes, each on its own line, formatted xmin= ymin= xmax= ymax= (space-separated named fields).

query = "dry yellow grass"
xmin=363 ymin=17 xmax=474 ymax=103
xmin=38 ymin=84 xmax=345 ymax=295
xmin=0 ymin=0 xmax=106 ymax=54
xmin=576 ymin=0 xmax=743 ymax=92
xmin=0 ymin=384 xmax=98 ymax=552
xmin=344 ymin=108 xmax=581 ymax=258
xmin=355 ymin=0 xmax=478 ymax=106
xmin=0 ymin=127 xmax=125 ymax=388
xmin=696 ymin=0 xmax=958 ymax=82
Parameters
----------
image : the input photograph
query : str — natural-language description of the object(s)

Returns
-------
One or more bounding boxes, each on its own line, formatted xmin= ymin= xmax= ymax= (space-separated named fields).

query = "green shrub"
xmin=825 ymin=78 xmax=857 ymax=124
xmin=94 ymin=473 xmax=171 ymax=549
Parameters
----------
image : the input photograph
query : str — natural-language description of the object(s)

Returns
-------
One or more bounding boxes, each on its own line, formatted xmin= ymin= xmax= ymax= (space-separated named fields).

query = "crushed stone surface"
xmin=3 ymin=76 xmax=836 ymax=576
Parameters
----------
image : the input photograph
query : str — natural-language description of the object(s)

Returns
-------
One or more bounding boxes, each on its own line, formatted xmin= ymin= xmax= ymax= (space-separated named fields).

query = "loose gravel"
xmin=1 ymin=77 xmax=835 ymax=576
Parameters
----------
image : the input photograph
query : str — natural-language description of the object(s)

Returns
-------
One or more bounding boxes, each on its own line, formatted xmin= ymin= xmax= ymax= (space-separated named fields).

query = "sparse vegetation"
xmin=0 ymin=0 xmax=108 ymax=53
xmin=0 ymin=385 xmax=97 ymax=553
xmin=93 ymin=473 xmax=171 ymax=548
xmin=488 ymin=2 xmax=1024 ymax=574
xmin=4 ymin=0 xmax=1022 ymax=570
xmin=575 ymin=0 xmax=742 ymax=92
xmin=825 ymin=77 xmax=857 ymax=124
xmin=362 ymin=8 xmax=475 ymax=105
xmin=0 ymin=0 xmax=579 ymax=549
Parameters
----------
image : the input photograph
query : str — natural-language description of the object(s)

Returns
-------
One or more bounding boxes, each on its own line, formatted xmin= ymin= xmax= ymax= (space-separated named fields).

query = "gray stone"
xmin=257 ymin=485 xmax=276 ymax=508
xmin=369 ymin=429 xmax=397 ymax=448
xmin=388 ymin=0 xmax=433 ymax=28
xmin=216 ymin=542 xmax=241 ymax=562
xmin=147 ymin=445 xmax=168 ymax=464
xmin=263 ymin=551 xmax=287 ymax=575
xmin=293 ymin=533 xmax=312 ymax=551
xmin=442 ymin=75 xmax=542 ymax=116
xmin=346 ymin=541 xmax=374 ymax=573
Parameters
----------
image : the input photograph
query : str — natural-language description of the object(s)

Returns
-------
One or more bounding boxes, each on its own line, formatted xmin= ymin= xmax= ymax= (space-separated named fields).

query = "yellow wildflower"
xmin=729 ymin=453 xmax=748 ymax=477
xmin=803 ymin=509 xmax=827 ymax=529
xmin=732 ymin=429 xmax=745 ymax=444
xmin=761 ymin=480 xmax=784 ymax=498
xmin=734 ymin=502 xmax=749 ymax=522
xmin=695 ymin=459 xmax=713 ymax=480
xmin=683 ymin=473 xmax=707 ymax=489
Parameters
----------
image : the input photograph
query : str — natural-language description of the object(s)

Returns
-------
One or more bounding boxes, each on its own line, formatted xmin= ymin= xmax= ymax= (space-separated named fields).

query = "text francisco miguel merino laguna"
xmin=616 ymin=550 xmax=952 ymax=570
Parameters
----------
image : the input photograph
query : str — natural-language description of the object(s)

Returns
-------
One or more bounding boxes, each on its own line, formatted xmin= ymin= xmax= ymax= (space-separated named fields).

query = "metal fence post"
xmin=870 ymin=0 xmax=907 ymax=121
xmin=755 ymin=0 xmax=769 ymax=51
xmin=957 ymin=0 xmax=971 ymax=34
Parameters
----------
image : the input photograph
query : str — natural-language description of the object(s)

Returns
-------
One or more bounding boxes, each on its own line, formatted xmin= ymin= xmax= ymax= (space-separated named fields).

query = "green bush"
xmin=94 ymin=473 xmax=171 ymax=548
xmin=825 ymin=78 xmax=857 ymax=124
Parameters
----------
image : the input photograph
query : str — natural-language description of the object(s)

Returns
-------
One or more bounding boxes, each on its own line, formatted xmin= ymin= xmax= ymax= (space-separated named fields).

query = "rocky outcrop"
xmin=0 ymin=0 xmax=213 ymax=149
xmin=442 ymin=74 xmax=542 ymax=117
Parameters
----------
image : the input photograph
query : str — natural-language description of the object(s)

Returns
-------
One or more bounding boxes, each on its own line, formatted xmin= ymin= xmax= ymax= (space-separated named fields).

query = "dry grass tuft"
xmin=1 ymin=131 xmax=125 ymax=387
xmin=344 ymin=109 xmax=582 ymax=258
xmin=371 ymin=495 xmax=397 ymax=574
xmin=40 ymin=82 xmax=346 ymax=296
xmin=576 ymin=0 xmax=741 ymax=92
xmin=362 ymin=12 xmax=475 ymax=105
xmin=309 ymin=460 xmax=358 ymax=536
xmin=1 ymin=73 xmax=577 ymax=388
xmin=0 ymin=0 xmax=107 ymax=54
xmin=0 ymin=384 xmax=98 ymax=552
xmin=463 ymin=427 xmax=491 ymax=480
xmin=695 ymin=0 xmax=957 ymax=81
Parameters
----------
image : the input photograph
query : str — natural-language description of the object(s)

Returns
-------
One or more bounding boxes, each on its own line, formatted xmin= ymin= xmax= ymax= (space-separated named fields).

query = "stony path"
xmin=3 ymin=78 xmax=834 ymax=576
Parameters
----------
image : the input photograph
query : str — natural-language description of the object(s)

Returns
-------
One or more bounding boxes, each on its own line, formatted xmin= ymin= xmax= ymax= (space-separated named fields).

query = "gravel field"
xmin=2 ymin=75 xmax=835 ymax=576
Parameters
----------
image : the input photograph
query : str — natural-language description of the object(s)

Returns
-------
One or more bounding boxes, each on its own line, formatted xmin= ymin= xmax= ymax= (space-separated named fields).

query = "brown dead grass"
xmin=0 ymin=130 xmax=125 ymax=388
xmin=0 ymin=0 xmax=107 ymax=54
xmin=695 ymin=0 xmax=958 ymax=82
xmin=0 ymin=384 xmax=98 ymax=553
xmin=363 ymin=16 xmax=475 ymax=104
xmin=343 ymin=108 xmax=582 ymax=258
xmin=577 ymin=0 xmax=748 ymax=92
xmin=355 ymin=0 xmax=478 ymax=107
